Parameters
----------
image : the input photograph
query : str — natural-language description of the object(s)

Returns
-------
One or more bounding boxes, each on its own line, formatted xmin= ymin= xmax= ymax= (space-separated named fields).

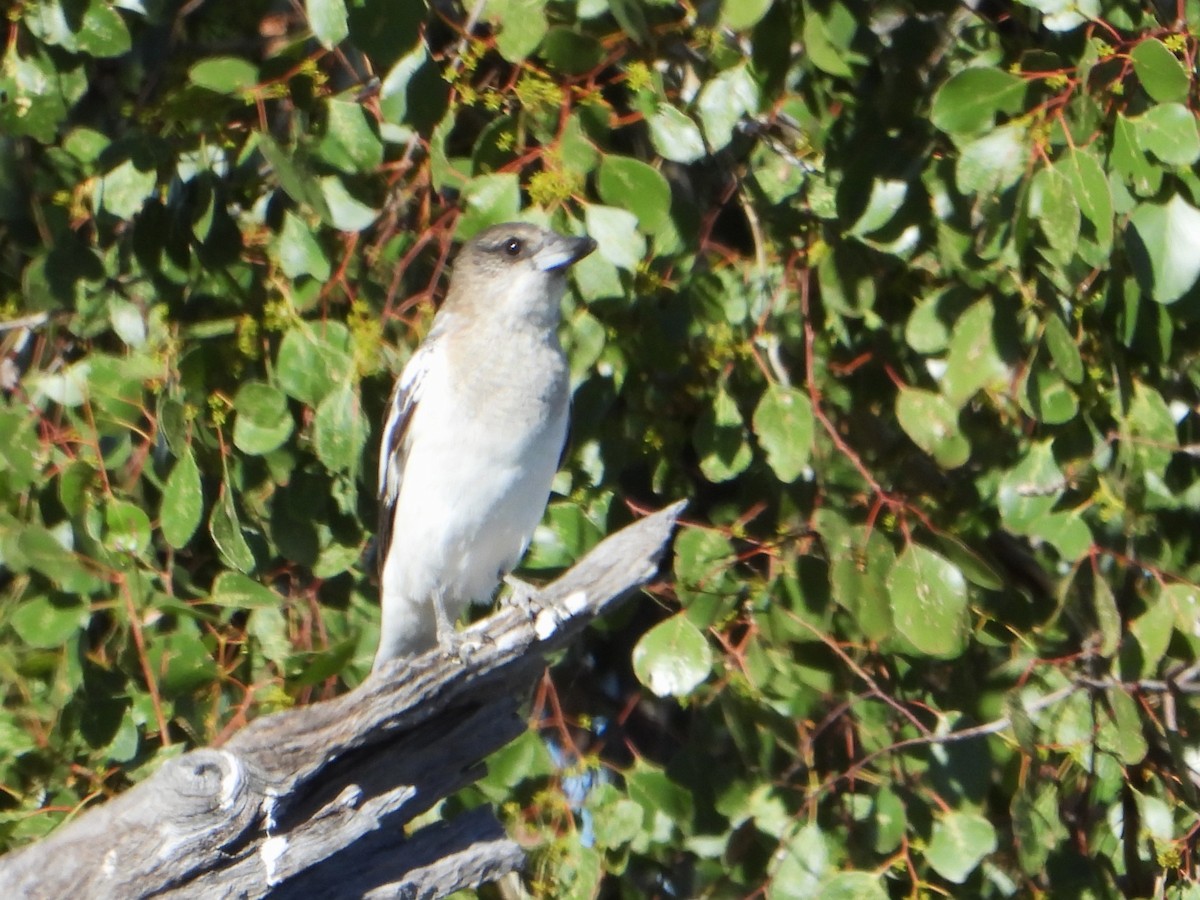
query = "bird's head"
xmin=443 ymin=223 xmax=596 ymax=327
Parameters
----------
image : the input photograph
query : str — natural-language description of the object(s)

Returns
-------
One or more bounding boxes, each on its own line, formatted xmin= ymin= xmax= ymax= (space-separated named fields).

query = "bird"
xmin=372 ymin=222 xmax=596 ymax=669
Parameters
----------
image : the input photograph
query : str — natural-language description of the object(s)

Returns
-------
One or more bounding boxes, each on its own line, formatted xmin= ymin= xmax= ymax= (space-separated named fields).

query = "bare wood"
xmin=0 ymin=501 xmax=685 ymax=900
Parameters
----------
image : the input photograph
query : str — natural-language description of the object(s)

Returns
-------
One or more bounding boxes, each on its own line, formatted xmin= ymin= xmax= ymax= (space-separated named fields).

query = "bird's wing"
xmin=376 ymin=343 xmax=433 ymax=578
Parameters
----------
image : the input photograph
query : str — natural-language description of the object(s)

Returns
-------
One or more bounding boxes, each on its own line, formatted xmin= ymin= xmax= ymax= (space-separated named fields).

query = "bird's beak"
xmin=535 ymin=235 xmax=597 ymax=272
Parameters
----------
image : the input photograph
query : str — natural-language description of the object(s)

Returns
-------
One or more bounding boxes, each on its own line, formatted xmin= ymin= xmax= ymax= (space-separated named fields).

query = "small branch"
xmin=811 ymin=679 xmax=1101 ymax=801
xmin=0 ymin=313 xmax=50 ymax=332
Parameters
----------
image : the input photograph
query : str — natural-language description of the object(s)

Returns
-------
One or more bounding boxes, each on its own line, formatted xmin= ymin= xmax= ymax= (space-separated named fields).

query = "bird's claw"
xmin=502 ymin=574 xmax=546 ymax=617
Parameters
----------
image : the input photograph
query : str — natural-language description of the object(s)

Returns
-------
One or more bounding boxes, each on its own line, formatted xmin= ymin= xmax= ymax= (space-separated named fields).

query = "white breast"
xmin=375 ymin=332 xmax=568 ymax=661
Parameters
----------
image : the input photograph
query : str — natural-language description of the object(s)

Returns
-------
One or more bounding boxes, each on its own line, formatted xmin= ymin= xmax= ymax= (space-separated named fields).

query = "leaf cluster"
xmin=4 ymin=0 xmax=1200 ymax=897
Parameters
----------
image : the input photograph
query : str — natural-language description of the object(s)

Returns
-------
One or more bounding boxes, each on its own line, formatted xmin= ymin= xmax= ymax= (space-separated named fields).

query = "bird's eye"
xmin=503 ymin=237 xmax=523 ymax=257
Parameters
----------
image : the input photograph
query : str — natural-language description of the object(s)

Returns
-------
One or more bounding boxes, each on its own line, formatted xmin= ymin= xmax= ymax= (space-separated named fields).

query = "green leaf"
xmin=720 ymin=0 xmax=773 ymax=31
xmin=1131 ymin=39 xmax=1190 ymax=104
xmin=597 ymin=156 xmax=671 ymax=233
xmin=895 ymin=387 xmax=970 ymax=469
xmin=211 ymin=572 xmax=282 ymax=610
xmin=1028 ymin=165 xmax=1080 ymax=261
xmin=104 ymin=500 xmax=151 ymax=557
xmin=697 ymin=65 xmax=759 ymax=152
xmin=161 ymin=450 xmax=203 ymax=550
xmin=78 ymin=0 xmax=132 ymax=56
xmin=1126 ymin=381 xmax=1176 ymax=476
xmin=1022 ymin=364 xmax=1078 ymax=425
xmin=585 ymin=204 xmax=646 ymax=271
xmin=189 ymin=57 xmax=260 ymax=95
xmin=313 ymin=384 xmax=367 ymax=475
xmin=544 ymin=841 xmax=602 ymax=900
xmin=627 ymin=763 xmax=693 ymax=841
xmin=673 ymin=526 xmax=736 ymax=602
xmin=1162 ymin=582 xmax=1200 ymax=633
xmin=870 ymin=788 xmax=908 ymax=855
xmin=589 ymin=789 xmax=644 ymax=850
xmin=210 ymin=481 xmax=255 ymax=573
xmin=1029 ymin=510 xmax=1092 ymax=561
xmin=96 ymin=159 xmax=157 ymax=221
xmin=1128 ymin=194 xmax=1200 ymax=304
xmin=768 ymin=823 xmax=829 ymax=899
xmin=0 ymin=46 xmax=86 ymax=142
xmin=1128 ymin=593 xmax=1174 ymax=678
xmin=648 ymin=105 xmax=706 ymax=164
xmin=541 ymin=28 xmax=604 ymax=76
xmin=1131 ymin=103 xmax=1200 ymax=166
xmin=153 ymin=619 xmax=219 ymax=695
xmin=817 ymin=873 xmax=889 ymax=900
xmin=1105 ymin=689 xmax=1148 ymax=764
xmin=802 ymin=3 xmax=860 ymax=78
xmin=933 ymin=534 xmax=1003 ymax=591
xmin=232 ymin=381 xmax=294 ymax=456
xmin=523 ymin=501 xmax=605 ymax=570
xmin=248 ymin=605 xmax=291 ymax=666
xmin=942 ymin=299 xmax=1009 ymax=408
xmin=487 ymin=0 xmax=548 ymax=62
xmin=931 ymin=68 xmax=1027 ymax=135
xmin=752 ymin=384 xmax=814 ymax=483
xmin=1014 ymin=0 xmax=1098 ymax=31
xmin=317 ymin=175 xmax=379 ymax=231
xmin=632 ymin=614 xmax=713 ymax=697
xmin=259 ymin=134 xmax=330 ymax=220
xmin=306 ymin=0 xmax=348 ymax=48
xmin=1013 ymin=783 xmax=1067 ymax=876
xmin=456 ymin=173 xmax=521 ymax=239
xmin=108 ymin=299 xmax=145 ymax=349
xmin=103 ymin=709 xmax=139 ymax=764
xmin=1042 ymin=315 xmax=1083 ymax=384
xmin=278 ymin=211 xmax=332 ymax=281
xmin=1092 ymin=576 xmax=1122 ymax=657
xmin=694 ymin=388 xmax=753 ymax=483
xmin=828 ymin=525 xmax=895 ymax=642
xmin=848 ymin=179 xmax=907 ymax=237
xmin=926 ymin=812 xmax=997 ymax=883
xmin=11 ymin=594 xmax=89 ymax=649
xmin=276 ymin=323 xmax=355 ymax=407
xmin=1058 ymin=147 xmax=1114 ymax=257
xmin=25 ymin=0 xmax=132 ymax=57
xmin=607 ymin=0 xmax=649 ymax=42
xmin=318 ymin=99 xmax=384 ymax=174
xmin=904 ymin=289 xmax=962 ymax=354
xmin=17 ymin=527 xmax=95 ymax=593
xmin=378 ymin=45 xmax=448 ymax=140
xmin=0 ymin=409 xmax=43 ymax=490
xmin=956 ymin=123 xmax=1028 ymax=195
xmin=887 ymin=545 xmax=969 ymax=659
xmin=1112 ymin=113 xmax=1163 ymax=196
xmin=997 ymin=442 xmax=1066 ymax=530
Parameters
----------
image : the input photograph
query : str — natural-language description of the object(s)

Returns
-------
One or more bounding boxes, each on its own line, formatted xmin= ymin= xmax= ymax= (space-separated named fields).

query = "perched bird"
xmin=372 ymin=222 xmax=596 ymax=669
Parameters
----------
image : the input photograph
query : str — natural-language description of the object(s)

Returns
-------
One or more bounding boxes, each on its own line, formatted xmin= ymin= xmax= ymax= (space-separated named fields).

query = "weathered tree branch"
xmin=0 ymin=501 xmax=686 ymax=900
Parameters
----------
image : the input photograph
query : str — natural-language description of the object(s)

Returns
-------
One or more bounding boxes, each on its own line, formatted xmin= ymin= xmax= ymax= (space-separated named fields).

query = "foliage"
xmin=5 ymin=0 xmax=1200 ymax=896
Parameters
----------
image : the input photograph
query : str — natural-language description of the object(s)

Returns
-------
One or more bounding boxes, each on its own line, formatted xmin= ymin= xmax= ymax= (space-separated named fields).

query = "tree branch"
xmin=0 ymin=501 xmax=687 ymax=900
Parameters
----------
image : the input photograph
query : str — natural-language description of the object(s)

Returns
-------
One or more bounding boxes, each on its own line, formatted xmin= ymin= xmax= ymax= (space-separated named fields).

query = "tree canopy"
xmin=3 ymin=0 xmax=1200 ymax=896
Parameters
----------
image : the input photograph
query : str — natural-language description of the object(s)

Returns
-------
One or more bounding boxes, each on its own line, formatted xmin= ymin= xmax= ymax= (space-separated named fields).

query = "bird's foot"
xmin=504 ymin=574 xmax=587 ymax=643
xmin=432 ymin=594 xmax=484 ymax=662
xmin=431 ymin=594 xmax=461 ymax=657
xmin=502 ymin=574 xmax=543 ymax=613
